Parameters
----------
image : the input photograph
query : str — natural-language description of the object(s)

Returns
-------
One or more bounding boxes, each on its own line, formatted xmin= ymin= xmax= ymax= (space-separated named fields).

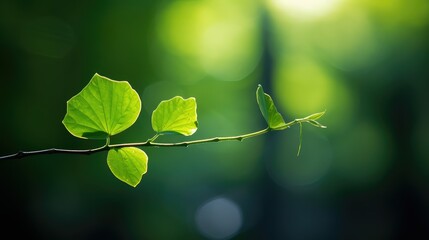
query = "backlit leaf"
xmin=305 ymin=111 xmax=326 ymax=121
xmin=62 ymin=73 xmax=141 ymax=139
xmin=152 ymin=96 xmax=198 ymax=136
xmin=107 ymin=147 xmax=148 ymax=187
xmin=256 ymin=85 xmax=287 ymax=130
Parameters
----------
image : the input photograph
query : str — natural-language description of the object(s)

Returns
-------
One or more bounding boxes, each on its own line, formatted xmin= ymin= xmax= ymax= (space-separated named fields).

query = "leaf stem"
xmin=147 ymin=134 xmax=160 ymax=143
xmin=297 ymin=122 xmax=303 ymax=157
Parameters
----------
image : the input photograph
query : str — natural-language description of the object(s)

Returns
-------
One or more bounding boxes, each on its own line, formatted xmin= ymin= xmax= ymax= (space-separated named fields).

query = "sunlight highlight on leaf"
xmin=107 ymin=147 xmax=148 ymax=187
xmin=62 ymin=73 xmax=141 ymax=139
xmin=152 ymin=96 xmax=198 ymax=136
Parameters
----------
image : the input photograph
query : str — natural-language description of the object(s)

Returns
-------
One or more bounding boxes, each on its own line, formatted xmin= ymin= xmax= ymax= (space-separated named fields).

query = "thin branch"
xmin=0 ymin=147 xmax=109 ymax=160
xmin=110 ymin=127 xmax=271 ymax=149
xmin=0 ymin=115 xmax=324 ymax=161
xmin=0 ymin=128 xmax=270 ymax=160
xmin=0 ymin=138 xmax=111 ymax=160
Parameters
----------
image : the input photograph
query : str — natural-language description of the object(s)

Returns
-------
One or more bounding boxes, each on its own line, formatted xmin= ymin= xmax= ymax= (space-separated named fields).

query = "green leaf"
xmin=305 ymin=111 xmax=326 ymax=121
xmin=107 ymin=147 xmax=148 ymax=187
xmin=152 ymin=96 xmax=198 ymax=136
xmin=62 ymin=73 xmax=141 ymax=139
xmin=256 ymin=84 xmax=287 ymax=130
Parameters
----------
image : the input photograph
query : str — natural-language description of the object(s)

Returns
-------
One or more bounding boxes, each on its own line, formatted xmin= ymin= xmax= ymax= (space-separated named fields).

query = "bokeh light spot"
xmin=157 ymin=0 xmax=260 ymax=82
xmin=312 ymin=8 xmax=383 ymax=71
xmin=273 ymin=56 xmax=331 ymax=115
xmin=273 ymin=55 xmax=354 ymax=129
xmin=195 ymin=197 xmax=242 ymax=239
xmin=269 ymin=0 xmax=343 ymax=20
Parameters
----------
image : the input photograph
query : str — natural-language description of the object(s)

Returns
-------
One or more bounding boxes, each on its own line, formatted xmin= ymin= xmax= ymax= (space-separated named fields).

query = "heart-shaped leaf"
xmin=62 ymin=73 xmax=141 ymax=139
xmin=152 ymin=96 xmax=198 ymax=136
xmin=107 ymin=147 xmax=148 ymax=187
xmin=256 ymin=85 xmax=286 ymax=130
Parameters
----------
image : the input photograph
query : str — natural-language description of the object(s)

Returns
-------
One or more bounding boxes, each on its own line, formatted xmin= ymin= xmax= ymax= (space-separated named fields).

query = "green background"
xmin=1 ymin=0 xmax=428 ymax=239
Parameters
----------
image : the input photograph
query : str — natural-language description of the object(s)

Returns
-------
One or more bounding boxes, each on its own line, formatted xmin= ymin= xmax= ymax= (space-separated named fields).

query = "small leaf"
xmin=307 ymin=120 xmax=327 ymax=129
xmin=63 ymin=73 xmax=141 ymax=139
xmin=107 ymin=147 xmax=148 ymax=187
xmin=152 ymin=96 xmax=198 ymax=136
xmin=256 ymin=85 xmax=287 ymax=130
xmin=305 ymin=111 xmax=326 ymax=121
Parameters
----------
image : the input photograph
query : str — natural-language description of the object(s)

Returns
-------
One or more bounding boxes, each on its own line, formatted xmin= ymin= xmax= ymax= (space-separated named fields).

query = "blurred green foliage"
xmin=1 ymin=0 xmax=428 ymax=239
